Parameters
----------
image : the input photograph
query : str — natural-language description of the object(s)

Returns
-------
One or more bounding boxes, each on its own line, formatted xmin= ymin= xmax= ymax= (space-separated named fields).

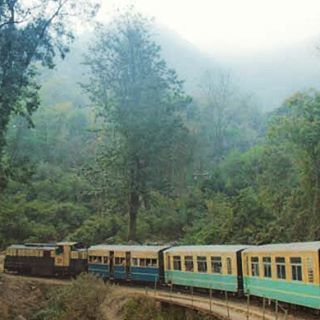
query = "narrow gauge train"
xmin=4 ymin=241 xmax=320 ymax=310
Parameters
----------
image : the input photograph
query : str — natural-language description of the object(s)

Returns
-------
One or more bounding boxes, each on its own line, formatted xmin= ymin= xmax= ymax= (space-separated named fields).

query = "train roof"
xmin=8 ymin=244 xmax=57 ymax=250
xmin=164 ymin=245 xmax=249 ymax=254
xmin=88 ymin=245 xmax=170 ymax=253
xmin=57 ymin=242 xmax=79 ymax=246
xmin=24 ymin=243 xmax=57 ymax=247
xmin=243 ymin=242 xmax=320 ymax=253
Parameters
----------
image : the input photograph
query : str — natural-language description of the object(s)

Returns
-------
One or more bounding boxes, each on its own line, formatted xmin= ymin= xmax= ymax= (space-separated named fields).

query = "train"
xmin=3 ymin=241 xmax=320 ymax=310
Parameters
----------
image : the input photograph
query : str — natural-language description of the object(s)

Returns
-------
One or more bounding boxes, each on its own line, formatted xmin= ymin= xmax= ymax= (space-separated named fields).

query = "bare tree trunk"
xmin=0 ymin=98 xmax=11 ymax=191
xmin=128 ymin=190 xmax=139 ymax=241
xmin=312 ymin=161 xmax=320 ymax=239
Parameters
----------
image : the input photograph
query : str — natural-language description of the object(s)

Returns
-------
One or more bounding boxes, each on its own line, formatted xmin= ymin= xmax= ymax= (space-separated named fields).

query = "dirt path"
xmin=0 ymin=254 xmax=4 ymax=272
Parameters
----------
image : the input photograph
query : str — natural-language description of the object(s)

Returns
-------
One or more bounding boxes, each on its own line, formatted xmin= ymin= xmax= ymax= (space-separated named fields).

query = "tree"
xmin=83 ymin=10 xmax=191 ymax=240
xmin=0 ymin=0 xmax=99 ymax=188
xmin=269 ymin=90 xmax=320 ymax=239
xmin=199 ymin=69 xmax=235 ymax=162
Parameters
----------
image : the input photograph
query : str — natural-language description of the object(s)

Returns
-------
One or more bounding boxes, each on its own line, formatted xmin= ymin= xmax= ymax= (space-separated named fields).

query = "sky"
xmin=99 ymin=0 xmax=320 ymax=57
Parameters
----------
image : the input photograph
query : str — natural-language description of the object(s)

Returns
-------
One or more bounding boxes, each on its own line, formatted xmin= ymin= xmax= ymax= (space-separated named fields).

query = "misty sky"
xmin=100 ymin=0 xmax=320 ymax=57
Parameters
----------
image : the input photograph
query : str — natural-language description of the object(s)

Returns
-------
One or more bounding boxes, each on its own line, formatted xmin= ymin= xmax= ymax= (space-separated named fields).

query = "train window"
xmin=140 ymin=258 xmax=146 ymax=267
xmin=184 ymin=256 xmax=194 ymax=272
xmin=226 ymin=257 xmax=232 ymax=275
xmin=290 ymin=257 xmax=302 ymax=281
xmin=115 ymin=257 xmax=125 ymax=265
xmin=276 ymin=257 xmax=286 ymax=279
xmin=55 ymin=246 xmax=63 ymax=255
xmin=132 ymin=258 xmax=139 ymax=266
xmin=263 ymin=257 xmax=272 ymax=278
xmin=197 ymin=256 xmax=207 ymax=273
xmin=211 ymin=256 xmax=222 ymax=274
xmin=103 ymin=257 xmax=108 ymax=264
xmin=251 ymin=257 xmax=260 ymax=277
xmin=307 ymin=257 xmax=314 ymax=283
xmin=148 ymin=259 xmax=157 ymax=267
xmin=90 ymin=256 xmax=102 ymax=263
xmin=173 ymin=256 xmax=182 ymax=271
xmin=145 ymin=258 xmax=157 ymax=267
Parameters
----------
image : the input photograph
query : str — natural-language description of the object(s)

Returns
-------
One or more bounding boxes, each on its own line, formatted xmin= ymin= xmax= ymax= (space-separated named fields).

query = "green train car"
xmin=242 ymin=242 xmax=320 ymax=309
xmin=164 ymin=245 xmax=248 ymax=292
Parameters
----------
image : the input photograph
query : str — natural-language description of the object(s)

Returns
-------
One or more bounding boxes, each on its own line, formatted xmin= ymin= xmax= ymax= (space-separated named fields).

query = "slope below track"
xmin=0 ymin=255 xmax=318 ymax=320
xmin=0 ymin=270 xmax=318 ymax=320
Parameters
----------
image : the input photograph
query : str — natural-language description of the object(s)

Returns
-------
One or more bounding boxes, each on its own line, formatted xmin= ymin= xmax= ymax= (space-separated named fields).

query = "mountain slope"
xmin=42 ymin=27 xmax=320 ymax=111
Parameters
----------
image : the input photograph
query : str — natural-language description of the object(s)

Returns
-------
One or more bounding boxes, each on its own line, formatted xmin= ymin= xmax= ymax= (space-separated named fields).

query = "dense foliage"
xmin=123 ymin=297 xmax=211 ymax=320
xmin=0 ymin=0 xmax=99 ymax=190
xmin=32 ymin=274 xmax=110 ymax=320
xmin=1 ymin=9 xmax=320 ymax=248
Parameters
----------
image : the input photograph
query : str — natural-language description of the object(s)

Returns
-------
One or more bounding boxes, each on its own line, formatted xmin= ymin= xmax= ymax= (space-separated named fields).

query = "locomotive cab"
xmin=53 ymin=242 xmax=87 ymax=276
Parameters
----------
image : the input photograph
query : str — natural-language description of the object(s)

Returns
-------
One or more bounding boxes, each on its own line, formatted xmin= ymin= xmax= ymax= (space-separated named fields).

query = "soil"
xmin=0 ymin=274 xmax=60 ymax=319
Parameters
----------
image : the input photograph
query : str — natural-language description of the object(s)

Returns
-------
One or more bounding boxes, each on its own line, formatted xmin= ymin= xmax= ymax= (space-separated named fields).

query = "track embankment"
xmin=0 ymin=253 xmax=317 ymax=320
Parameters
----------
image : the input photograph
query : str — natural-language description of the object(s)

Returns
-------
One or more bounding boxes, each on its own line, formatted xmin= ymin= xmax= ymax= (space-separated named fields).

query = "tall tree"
xmin=0 ymin=0 xmax=99 ymax=188
xmin=84 ymin=10 xmax=191 ymax=240
xmin=199 ymin=69 xmax=234 ymax=162
xmin=269 ymin=90 xmax=320 ymax=239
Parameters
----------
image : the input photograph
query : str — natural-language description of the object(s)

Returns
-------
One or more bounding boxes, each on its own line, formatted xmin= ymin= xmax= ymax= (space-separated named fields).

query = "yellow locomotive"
xmin=4 ymin=242 xmax=87 ymax=277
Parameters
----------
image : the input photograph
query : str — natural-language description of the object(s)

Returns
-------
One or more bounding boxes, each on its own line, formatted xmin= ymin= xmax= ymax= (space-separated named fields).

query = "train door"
xmin=158 ymin=250 xmax=166 ymax=282
xmin=109 ymin=251 xmax=114 ymax=278
xmin=126 ymin=251 xmax=131 ymax=280
xmin=54 ymin=245 xmax=65 ymax=267
xmin=237 ymin=251 xmax=245 ymax=292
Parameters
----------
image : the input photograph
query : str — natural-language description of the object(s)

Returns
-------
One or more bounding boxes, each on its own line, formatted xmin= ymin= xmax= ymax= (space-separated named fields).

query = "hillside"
xmin=48 ymin=27 xmax=320 ymax=111
xmin=220 ymin=36 xmax=320 ymax=110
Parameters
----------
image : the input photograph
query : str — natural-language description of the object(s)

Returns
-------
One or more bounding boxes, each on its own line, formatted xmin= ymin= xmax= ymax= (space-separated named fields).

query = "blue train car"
xmin=88 ymin=245 xmax=169 ymax=283
xmin=88 ymin=245 xmax=110 ymax=279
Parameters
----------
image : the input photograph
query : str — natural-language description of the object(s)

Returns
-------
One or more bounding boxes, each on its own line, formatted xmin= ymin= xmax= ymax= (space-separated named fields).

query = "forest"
xmin=1 ymin=1 xmax=320 ymax=249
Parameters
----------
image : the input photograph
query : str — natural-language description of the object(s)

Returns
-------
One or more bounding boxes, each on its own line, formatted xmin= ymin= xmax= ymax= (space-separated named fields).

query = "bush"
xmin=123 ymin=297 xmax=212 ymax=320
xmin=32 ymin=273 xmax=111 ymax=320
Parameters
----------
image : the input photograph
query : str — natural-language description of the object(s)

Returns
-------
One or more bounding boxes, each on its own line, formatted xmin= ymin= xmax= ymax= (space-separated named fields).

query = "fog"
xmin=94 ymin=0 xmax=320 ymax=110
xmin=100 ymin=0 xmax=320 ymax=56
